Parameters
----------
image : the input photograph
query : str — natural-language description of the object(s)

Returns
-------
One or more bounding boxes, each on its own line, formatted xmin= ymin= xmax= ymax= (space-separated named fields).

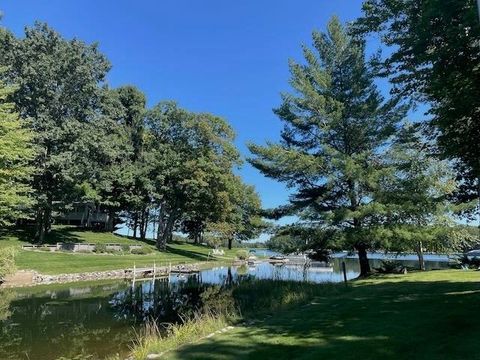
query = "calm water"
xmin=0 ymin=257 xmax=450 ymax=360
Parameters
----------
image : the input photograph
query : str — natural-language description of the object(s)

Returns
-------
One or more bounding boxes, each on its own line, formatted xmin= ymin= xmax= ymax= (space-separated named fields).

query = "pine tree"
xmin=248 ymin=17 xmax=407 ymax=276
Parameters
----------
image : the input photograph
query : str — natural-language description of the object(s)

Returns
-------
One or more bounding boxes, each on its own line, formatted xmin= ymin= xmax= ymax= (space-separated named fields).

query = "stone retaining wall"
xmin=21 ymin=243 xmax=143 ymax=252
xmin=1 ymin=263 xmax=204 ymax=288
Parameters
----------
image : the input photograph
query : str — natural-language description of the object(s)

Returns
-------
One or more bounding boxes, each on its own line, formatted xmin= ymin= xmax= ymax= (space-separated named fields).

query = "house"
xmin=55 ymin=202 xmax=110 ymax=229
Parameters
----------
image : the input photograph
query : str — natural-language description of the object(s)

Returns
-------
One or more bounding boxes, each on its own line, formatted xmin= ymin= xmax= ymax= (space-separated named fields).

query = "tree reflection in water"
xmin=110 ymin=270 xmax=253 ymax=328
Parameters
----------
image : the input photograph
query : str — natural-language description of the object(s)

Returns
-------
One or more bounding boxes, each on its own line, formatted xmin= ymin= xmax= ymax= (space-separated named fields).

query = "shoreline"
xmin=0 ymin=261 xmax=227 ymax=289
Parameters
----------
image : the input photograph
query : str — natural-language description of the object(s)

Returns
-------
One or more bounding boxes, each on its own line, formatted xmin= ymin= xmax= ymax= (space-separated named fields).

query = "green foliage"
xmin=121 ymin=244 xmax=131 ymax=253
xmin=130 ymin=247 xmax=152 ymax=255
xmin=375 ymin=124 xmax=462 ymax=268
xmin=0 ymin=21 xmax=263 ymax=251
xmin=94 ymin=243 xmax=107 ymax=253
xmin=353 ymin=0 xmax=480 ymax=213
xmin=374 ymin=260 xmax=406 ymax=274
xmin=0 ymin=23 xmax=110 ymax=241
xmin=457 ymin=255 xmax=480 ymax=269
xmin=0 ymin=246 xmax=16 ymax=280
xmin=235 ymin=250 xmax=248 ymax=260
xmin=0 ymin=289 xmax=14 ymax=321
xmin=248 ymin=17 xmax=407 ymax=275
xmin=0 ymin=68 xmax=35 ymax=225
xmin=267 ymin=225 xmax=339 ymax=259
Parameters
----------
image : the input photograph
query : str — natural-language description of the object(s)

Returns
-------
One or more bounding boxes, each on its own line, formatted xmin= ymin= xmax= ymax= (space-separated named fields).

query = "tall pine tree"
xmin=248 ymin=17 xmax=407 ymax=276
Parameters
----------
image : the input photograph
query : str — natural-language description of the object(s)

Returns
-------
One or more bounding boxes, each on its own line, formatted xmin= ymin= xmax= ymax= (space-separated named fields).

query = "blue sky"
xmin=2 ymin=0 xmax=394 ymax=215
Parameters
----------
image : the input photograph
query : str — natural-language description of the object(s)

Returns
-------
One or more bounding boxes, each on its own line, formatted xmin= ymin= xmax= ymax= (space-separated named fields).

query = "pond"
xmin=0 ymin=256 xmax=450 ymax=360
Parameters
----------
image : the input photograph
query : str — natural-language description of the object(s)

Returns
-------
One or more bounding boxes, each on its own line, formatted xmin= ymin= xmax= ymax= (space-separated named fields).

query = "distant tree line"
xmin=0 ymin=23 xmax=264 ymax=249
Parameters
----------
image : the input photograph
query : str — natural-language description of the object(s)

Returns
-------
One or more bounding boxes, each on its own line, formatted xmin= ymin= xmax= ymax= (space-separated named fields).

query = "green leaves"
xmin=353 ymin=0 xmax=480 ymax=210
xmin=249 ymin=17 xmax=406 ymax=246
xmin=0 ymin=70 xmax=35 ymax=225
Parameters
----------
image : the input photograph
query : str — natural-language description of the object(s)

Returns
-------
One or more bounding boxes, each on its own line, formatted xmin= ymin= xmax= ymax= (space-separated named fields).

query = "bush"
xmin=94 ymin=243 xmax=107 ymax=253
xmin=0 ymin=247 xmax=16 ymax=281
xmin=121 ymin=244 xmax=131 ymax=253
xmin=457 ymin=255 xmax=480 ymax=269
xmin=0 ymin=289 xmax=15 ymax=321
xmin=374 ymin=260 xmax=407 ymax=274
xmin=236 ymin=250 xmax=248 ymax=260
xmin=131 ymin=247 xmax=152 ymax=255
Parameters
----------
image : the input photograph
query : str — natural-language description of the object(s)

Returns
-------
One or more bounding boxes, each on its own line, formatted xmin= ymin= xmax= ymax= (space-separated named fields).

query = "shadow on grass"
xmin=167 ymin=278 xmax=480 ymax=360
xmin=0 ymin=226 xmax=83 ymax=245
xmin=165 ymin=245 xmax=211 ymax=261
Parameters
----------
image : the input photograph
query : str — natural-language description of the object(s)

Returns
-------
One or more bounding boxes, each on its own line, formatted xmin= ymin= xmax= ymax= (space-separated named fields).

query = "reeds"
xmin=131 ymin=311 xmax=231 ymax=360
xmin=130 ymin=279 xmax=340 ymax=359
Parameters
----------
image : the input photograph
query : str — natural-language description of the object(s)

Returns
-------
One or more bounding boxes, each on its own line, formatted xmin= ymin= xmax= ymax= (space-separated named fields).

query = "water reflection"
xmin=0 ymin=258 xmax=450 ymax=360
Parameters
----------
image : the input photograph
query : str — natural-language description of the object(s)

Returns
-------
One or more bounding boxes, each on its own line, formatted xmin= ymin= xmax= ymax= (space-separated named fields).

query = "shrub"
xmin=374 ymin=260 xmax=406 ymax=274
xmin=0 ymin=289 xmax=15 ymax=320
xmin=457 ymin=255 xmax=480 ymax=269
xmin=131 ymin=247 xmax=152 ymax=255
xmin=121 ymin=244 xmax=131 ymax=253
xmin=94 ymin=243 xmax=107 ymax=253
xmin=236 ymin=250 xmax=248 ymax=260
xmin=0 ymin=247 xmax=16 ymax=281
xmin=106 ymin=247 xmax=121 ymax=254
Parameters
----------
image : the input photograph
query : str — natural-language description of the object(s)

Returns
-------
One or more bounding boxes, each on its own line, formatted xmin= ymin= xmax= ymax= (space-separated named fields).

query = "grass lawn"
xmin=162 ymin=270 xmax=480 ymax=360
xmin=0 ymin=226 xmax=240 ymax=274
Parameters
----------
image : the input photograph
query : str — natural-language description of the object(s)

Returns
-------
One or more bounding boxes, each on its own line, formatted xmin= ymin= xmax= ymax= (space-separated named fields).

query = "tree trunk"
xmin=35 ymin=209 xmax=45 ymax=244
xmin=143 ymin=210 xmax=149 ymax=240
xmin=193 ymin=227 xmax=201 ymax=244
xmin=36 ymin=199 xmax=52 ymax=244
xmin=156 ymin=208 xmax=164 ymax=247
xmin=157 ymin=210 xmax=176 ymax=250
xmin=416 ymin=240 xmax=426 ymax=271
xmin=228 ymin=237 xmax=233 ymax=250
xmin=139 ymin=210 xmax=145 ymax=240
xmin=106 ymin=209 xmax=115 ymax=232
xmin=356 ymin=244 xmax=370 ymax=277
xmin=133 ymin=213 xmax=138 ymax=238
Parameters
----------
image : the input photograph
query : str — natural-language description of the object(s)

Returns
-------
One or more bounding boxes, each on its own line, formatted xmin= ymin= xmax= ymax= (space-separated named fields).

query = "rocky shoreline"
xmin=0 ymin=263 xmax=204 ymax=288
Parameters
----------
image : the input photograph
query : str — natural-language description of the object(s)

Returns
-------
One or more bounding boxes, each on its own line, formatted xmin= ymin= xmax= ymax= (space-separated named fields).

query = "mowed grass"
xmin=0 ymin=226 xmax=239 ymax=274
xmin=162 ymin=270 xmax=480 ymax=360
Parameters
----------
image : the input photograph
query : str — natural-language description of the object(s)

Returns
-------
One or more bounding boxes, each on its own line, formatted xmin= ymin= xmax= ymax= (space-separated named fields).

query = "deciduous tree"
xmin=0 ymin=23 xmax=110 ymax=242
xmin=0 ymin=70 xmax=35 ymax=225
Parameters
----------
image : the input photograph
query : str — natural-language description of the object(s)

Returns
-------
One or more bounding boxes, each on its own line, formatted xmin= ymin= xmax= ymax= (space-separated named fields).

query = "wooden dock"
xmin=124 ymin=263 xmax=200 ymax=280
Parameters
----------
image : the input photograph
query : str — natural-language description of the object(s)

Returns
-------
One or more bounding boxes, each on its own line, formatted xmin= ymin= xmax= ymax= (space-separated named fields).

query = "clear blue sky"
xmin=1 ymin=0 xmax=381 ymax=214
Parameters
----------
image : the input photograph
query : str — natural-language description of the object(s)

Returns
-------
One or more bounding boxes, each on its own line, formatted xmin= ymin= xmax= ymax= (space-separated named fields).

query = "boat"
xmin=268 ymin=255 xmax=289 ymax=264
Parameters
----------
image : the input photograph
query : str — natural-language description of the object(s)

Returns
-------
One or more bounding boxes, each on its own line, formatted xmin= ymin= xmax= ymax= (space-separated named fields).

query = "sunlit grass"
xmin=150 ymin=270 xmax=480 ymax=360
xmin=0 ymin=225 xmax=242 ymax=274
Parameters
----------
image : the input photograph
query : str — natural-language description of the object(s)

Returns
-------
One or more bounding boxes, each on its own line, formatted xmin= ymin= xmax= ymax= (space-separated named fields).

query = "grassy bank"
xmin=134 ymin=270 xmax=480 ymax=360
xmin=0 ymin=226 xmax=240 ymax=274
